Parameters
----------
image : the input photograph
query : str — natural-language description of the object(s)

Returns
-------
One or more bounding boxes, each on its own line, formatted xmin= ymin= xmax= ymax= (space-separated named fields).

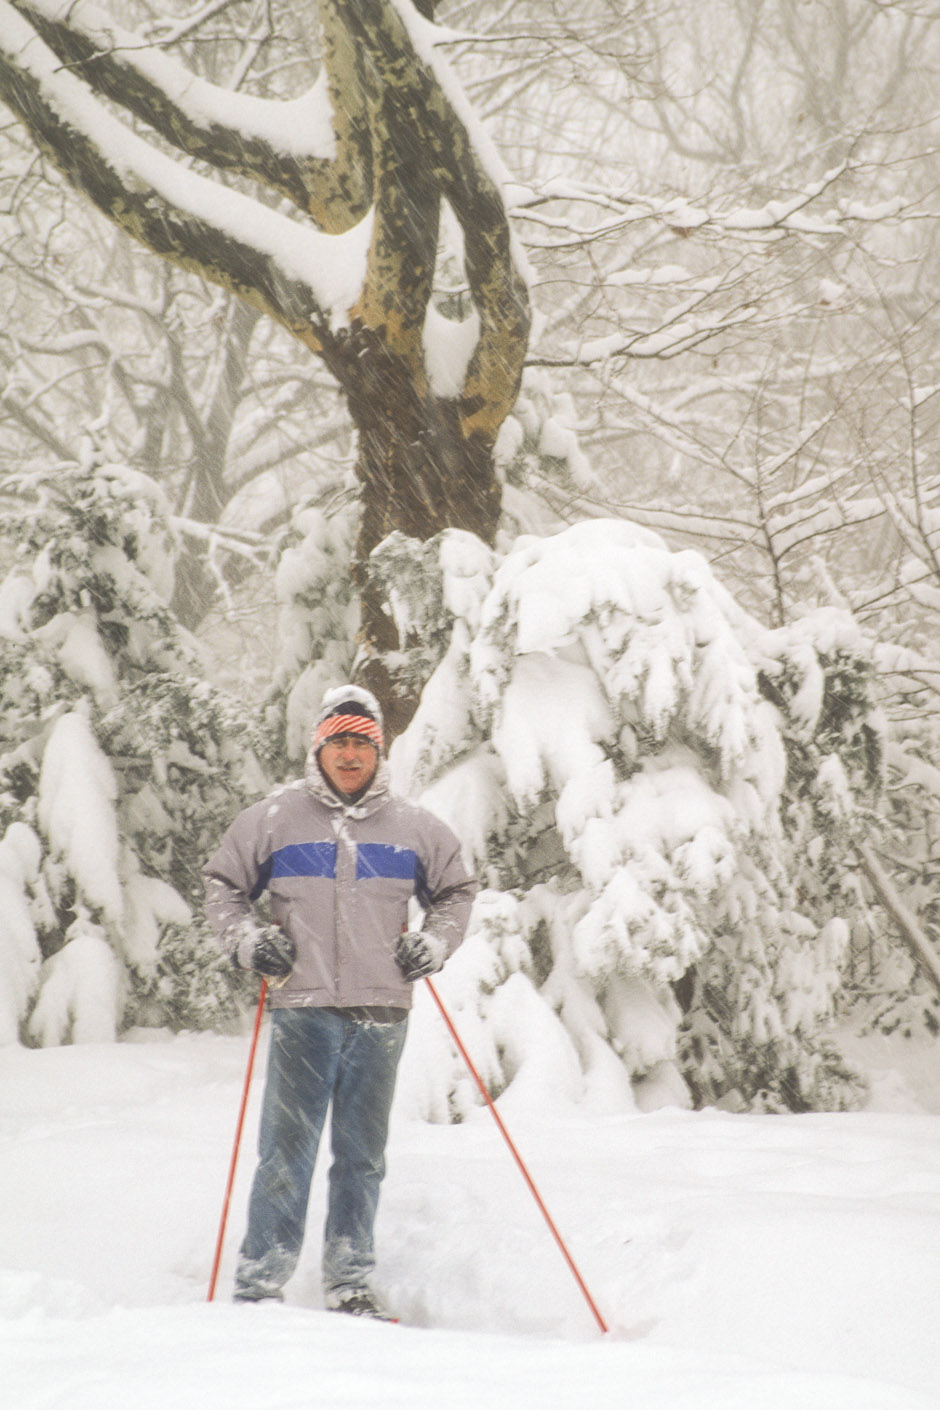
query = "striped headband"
xmin=314 ymin=712 xmax=384 ymax=752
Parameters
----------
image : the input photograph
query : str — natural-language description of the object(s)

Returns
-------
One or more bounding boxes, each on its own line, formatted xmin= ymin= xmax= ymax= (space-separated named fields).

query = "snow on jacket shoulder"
xmin=202 ymin=762 xmax=478 ymax=1010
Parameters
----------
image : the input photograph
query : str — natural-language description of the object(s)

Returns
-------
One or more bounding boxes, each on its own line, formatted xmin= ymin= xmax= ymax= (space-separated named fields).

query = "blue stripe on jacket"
xmin=270 ymin=842 xmax=337 ymax=878
xmin=356 ymin=843 xmax=417 ymax=881
xmin=262 ymin=840 xmax=429 ymax=903
xmin=356 ymin=844 xmax=431 ymax=907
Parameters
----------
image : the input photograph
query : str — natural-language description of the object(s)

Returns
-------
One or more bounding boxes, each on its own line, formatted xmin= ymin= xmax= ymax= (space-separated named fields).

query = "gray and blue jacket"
xmin=203 ymin=758 xmax=477 ymax=1010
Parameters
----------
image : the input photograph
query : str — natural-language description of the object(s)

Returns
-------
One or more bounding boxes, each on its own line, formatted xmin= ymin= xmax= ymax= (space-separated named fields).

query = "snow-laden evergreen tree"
xmin=375 ymin=519 xmax=875 ymax=1115
xmin=0 ymin=445 xmax=270 ymax=1044
xmin=264 ymin=498 xmax=360 ymax=767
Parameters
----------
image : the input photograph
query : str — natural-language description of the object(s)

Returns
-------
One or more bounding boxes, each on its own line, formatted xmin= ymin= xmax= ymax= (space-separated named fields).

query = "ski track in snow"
xmin=1 ymin=1027 xmax=939 ymax=1410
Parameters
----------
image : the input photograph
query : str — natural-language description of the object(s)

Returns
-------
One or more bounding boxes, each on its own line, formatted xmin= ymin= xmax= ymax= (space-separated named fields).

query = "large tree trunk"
xmin=334 ymin=320 xmax=504 ymax=728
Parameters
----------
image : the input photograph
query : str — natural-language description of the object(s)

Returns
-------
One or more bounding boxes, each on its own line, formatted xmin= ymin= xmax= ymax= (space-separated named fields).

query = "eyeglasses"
xmin=320 ymin=735 xmax=376 ymax=752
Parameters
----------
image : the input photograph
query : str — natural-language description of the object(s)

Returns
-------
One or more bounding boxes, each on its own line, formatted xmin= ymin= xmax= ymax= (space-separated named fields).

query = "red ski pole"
xmin=424 ymin=976 xmax=609 ymax=1335
xmin=207 ymin=978 xmax=268 ymax=1302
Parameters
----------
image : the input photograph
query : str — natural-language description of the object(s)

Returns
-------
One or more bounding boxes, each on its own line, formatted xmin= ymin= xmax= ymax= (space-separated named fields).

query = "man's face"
xmin=318 ymin=733 xmax=379 ymax=797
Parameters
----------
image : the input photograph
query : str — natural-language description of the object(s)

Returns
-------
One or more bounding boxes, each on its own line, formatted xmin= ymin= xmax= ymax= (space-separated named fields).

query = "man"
xmin=203 ymin=684 xmax=477 ymax=1319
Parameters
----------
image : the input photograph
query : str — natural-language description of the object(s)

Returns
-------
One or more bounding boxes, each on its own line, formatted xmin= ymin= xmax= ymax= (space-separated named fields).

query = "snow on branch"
xmin=515 ymin=160 xmax=902 ymax=247
xmin=0 ymin=1 xmax=372 ymax=344
xmin=8 ymin=0 xmax=344 ymax=210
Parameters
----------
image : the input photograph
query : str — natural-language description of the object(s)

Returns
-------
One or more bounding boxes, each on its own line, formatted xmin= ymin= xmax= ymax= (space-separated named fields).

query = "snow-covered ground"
xmin=3 ymin=1012 xmax=939 ymax=1410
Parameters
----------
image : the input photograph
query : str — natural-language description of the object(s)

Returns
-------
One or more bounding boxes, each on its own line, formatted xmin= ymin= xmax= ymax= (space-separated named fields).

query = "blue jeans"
xmin=234 ymin=1006 xmax=407 ymax=1302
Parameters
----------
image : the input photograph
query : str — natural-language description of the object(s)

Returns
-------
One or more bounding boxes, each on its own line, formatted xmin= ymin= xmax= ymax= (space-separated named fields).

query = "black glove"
xmin=394 ymin=930 xmax=446 ymax=982
xmin=238 ymin=922 xmax=296 ymax=979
